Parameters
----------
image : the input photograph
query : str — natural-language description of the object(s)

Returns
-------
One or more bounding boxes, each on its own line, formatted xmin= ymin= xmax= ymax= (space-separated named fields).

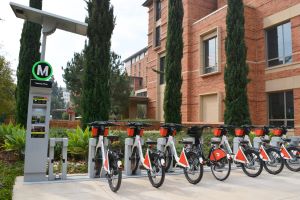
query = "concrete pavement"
xmin=13 ymin=169 xmax=300 ymax=200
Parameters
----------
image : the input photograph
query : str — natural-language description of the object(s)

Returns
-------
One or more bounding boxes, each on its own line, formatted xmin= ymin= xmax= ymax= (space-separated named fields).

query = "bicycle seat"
xmin=179 ymin=140 xmax=193 ymax=145
xmin=107 ymin=135 xmax=119 ymax=141
xmin=261 ymin=138 xmax=270 ymax=143
xmin=210 ymin=138 xmax=221 ymax=144
xmin=146 ymin=139 xmax=157 ymax=145
xmin=282 ymin=138 xmax=291 ymax=142
xmin=240 ymin=140 xmax=249 ymax=144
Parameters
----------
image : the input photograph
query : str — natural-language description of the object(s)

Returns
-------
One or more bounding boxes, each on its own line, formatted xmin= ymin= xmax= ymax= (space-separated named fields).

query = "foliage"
xmin=109 ymin=52 xmax=131 ymax=119
xmin=51 ymin=80 xmax=65 ymax=119
xmin=67 ymin=127 xmax=90 ymax=161
xmin=163 ymin=0 xmax=184 ymax=124
xmin=0 ymin=161 xmax=24 ymax=200
xmin=224 ymin=0 xmax=251 ymax=126
xmin=3 ymin=127 xmax=26 ymax=158
xmin=63 ymin=51 xmax=84 ymax=115
xmin=16 ymin=0 xmax=42 ymax=127
xmin=81 ymin=0 xmax=115 ymax=126
xmin=0 ymin=55 xmax=16 ymax=117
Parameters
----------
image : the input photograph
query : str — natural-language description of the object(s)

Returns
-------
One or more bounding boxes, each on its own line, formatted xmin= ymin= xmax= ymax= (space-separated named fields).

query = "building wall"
xmin=142 ymin=0 xmax=300 ymax=135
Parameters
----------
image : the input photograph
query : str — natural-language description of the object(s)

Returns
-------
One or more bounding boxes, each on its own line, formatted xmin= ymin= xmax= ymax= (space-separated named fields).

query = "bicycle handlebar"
xmin=127 ymin=122 xmax=152 ymax=127
xmin=89 ymin=121 xmax=119 ymax=127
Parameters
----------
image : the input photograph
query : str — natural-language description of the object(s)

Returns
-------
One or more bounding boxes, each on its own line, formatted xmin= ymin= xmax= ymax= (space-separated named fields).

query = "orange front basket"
xmin=235 ymin=129 xmax=245 ymax=137
xmin=160 ymin=128 xmax=168 ymax=137
xmin=213 ymin=128 xmax=222 ymax=137
xmin=104 ymin=128 xmax=109 ymax=137
xmin=92 ymin=127 xmax=98 ymax=137
xmin=127 ymin=128 xmax=135 ymax=137
xmin=273 ymin=129 xmax=283 ymax=136
xmin=255 ymin=129 xmax=264 ymax=136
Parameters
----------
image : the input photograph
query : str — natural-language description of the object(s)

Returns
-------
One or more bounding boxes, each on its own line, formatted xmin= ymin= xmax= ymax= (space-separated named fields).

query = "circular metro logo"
xmin=32 ymin=61 xmax=53 ymax=81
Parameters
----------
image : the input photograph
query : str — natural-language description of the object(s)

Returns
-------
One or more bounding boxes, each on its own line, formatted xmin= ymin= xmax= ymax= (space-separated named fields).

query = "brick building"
xmin=126 ymin=0 xmax=300 ymax=135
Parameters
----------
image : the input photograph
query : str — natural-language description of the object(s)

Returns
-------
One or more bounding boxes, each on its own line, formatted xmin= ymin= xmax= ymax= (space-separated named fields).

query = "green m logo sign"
xmin=32 ymin=61 xmax=53 ymax=81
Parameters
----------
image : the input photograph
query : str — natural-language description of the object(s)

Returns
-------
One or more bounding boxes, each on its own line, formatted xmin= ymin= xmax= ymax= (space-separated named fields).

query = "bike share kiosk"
xmin=24 ymin=61 xmax=53 ymax=182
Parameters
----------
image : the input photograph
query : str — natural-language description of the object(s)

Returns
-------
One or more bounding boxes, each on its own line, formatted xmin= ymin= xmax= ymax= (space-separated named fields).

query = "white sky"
xmin=0 ymin=0 xmax=148 ymax=87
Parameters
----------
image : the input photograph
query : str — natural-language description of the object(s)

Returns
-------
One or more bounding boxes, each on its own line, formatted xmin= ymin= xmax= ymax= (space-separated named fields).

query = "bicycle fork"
xmin=168 ymin=137 xmax=190 ymax=168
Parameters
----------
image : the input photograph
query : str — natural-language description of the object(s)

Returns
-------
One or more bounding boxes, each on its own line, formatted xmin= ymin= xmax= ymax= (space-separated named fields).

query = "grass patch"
xmin=0 ymin=161 xmax=24 ymax=200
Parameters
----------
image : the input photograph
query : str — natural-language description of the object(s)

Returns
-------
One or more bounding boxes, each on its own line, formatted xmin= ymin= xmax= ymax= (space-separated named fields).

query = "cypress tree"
xmin=81 ymin=0 xmax=114 ymax=125
xmin=224 ymin=0 xmax=251 ymax=126
xmin=163 ymin=0 xmax=184 ymax=124
xmin=16 ymin=0 xmax=42 ymax=127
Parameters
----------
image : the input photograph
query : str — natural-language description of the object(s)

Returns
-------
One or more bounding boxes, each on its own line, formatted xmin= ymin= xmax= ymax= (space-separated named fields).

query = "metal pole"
xmin=41 ymin=32 xmax=47 ymax=61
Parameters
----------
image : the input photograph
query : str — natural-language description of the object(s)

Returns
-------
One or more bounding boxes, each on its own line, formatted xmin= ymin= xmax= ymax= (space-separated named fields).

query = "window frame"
xmin=155 ymin=0 xmax=161 ymax=21
xmin=265 ymin=21 xmax=292 ymax=68
xmin=155 ymin=26 xmax=161 ymax=47
xmin=203 ymin=36 xmax=218 ymax=74
xmin=199 ymin=27 xmax=221 ymax=76
xmin=268 ymin=90 xmax=294 ymax=127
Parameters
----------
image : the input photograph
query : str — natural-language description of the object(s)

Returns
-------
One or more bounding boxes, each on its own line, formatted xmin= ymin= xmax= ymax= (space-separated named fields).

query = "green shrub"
xmin=67 ymin=127 xmax=90 ymax=161
xmin=3 ymin=126 xmax=26 ymax=158
xmin=0 ymin=123 xmax=23 ymax=145
xmin=0 ymin=161 xmax=24 ymax=200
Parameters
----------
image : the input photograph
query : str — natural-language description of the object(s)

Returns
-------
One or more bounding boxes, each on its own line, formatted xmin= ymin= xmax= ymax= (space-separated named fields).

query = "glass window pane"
xmin=285 ymin=91 xmax=294 ymax=119
xmin=277 ymin=25 xmax=284 ymax=63
xmin=269 ymin=120 xmax=285 ymax=127
xmin=204 ymin=37 xmax=217 ymax=73
xmin=155 ymin=27 xmax=161 ymax=47
xmin=269 ymin=92 xmax=285 ymax=119
xmin=287 ymin=121 xmax=294 ymax=128
xmin=283 ymin=22 xmax=292 ymax=63
xmin=160 ymin=56 xmax=165 ymax=85
xmin=267 ymin=27 xmax=279 ymax=61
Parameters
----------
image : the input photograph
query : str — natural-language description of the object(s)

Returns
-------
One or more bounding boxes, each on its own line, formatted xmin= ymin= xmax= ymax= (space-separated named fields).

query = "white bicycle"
xmin=128 ymin=122 xmax=166 ymax=188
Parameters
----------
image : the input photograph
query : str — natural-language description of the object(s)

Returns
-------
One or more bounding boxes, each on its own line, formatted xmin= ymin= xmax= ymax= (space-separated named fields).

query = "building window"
xmin=269 ymin=91 xmax=294 ymax=127
xmin=155 ymin=26 xmax=161 ymax=47
xmin=159 ymin=56 xmax=165 ymax=85
xmin=139 ymin=79 xmax=143 ymax=87
xmin=266 ymin=22 xmax=292 ymax=67
xmin=203 ymin=36 xmax=217 ymax=74
xmin=139 ymin=63 xmax=141 ymax=77
xmin=155 ymin=0 xmax=161 ymax=21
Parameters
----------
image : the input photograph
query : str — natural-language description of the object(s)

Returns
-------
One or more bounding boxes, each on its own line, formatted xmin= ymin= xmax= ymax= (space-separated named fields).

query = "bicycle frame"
xmin=164 ymin=135 xmax=190 ymax=168
xmin=132 ymin=135 xmax=153 ymax=170
xmin=95 ymin=135 xmax=122 ymax=175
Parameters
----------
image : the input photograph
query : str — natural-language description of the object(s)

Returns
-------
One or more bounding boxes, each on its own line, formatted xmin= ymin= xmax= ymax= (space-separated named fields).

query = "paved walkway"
xmin=13 ymin=169 xmax=300 ymax=200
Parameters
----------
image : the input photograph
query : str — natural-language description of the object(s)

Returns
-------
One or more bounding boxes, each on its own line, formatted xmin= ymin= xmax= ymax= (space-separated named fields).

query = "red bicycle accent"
xmin=235 ymin=147 xmax=249 ymax=164
xmin=210 ymin=148 xmax=227 ymax=161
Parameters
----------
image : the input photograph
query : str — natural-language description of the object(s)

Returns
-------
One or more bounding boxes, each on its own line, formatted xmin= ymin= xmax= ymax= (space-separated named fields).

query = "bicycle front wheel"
xmin=263 ymin=148 xmax=284 ymax=175
xmin=108 ymin=160 xmax=122 ymax=192
xmin=184 ymin=151 xmax=203 ymax=184
xmin=241 ymin=149 xmax=263 ymax=177
xmin=130 ymin=147 xmax=140 ymax=174
xmin=284 ymin=146 xmax=300 ymax=172
xmin=211 ymin=156 xmax=231 ymax=181
xmin=164 ymin=146 xmax=173 ymax=172
xmin=147 ymin=153 xmax=165 ymax=188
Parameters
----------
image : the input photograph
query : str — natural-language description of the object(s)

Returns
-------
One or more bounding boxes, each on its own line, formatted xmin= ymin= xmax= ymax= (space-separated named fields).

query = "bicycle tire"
xmin=211 ymin=156 xmax=231 ymax=181
xmin=241 ymin=149 xmax=263 ymax=177
xmin=95 ymin=148 xmax=103 ymax=177
xmin=147 ymin=153 xmax=165 ymax=188
xmin=108 ymin=157 xmax=122 ymax=192
xmin=263 ymin=148 xmax=284 ymax=175
xmin=183 ymin=151 xmax=203 ymax=184
xmin=130 ymin=147 xmax=140 ymax=174
xmin=164 ymin=146 xmax=173 ymax=172
xmin=284 ymin=146 xmax=300 ymax=172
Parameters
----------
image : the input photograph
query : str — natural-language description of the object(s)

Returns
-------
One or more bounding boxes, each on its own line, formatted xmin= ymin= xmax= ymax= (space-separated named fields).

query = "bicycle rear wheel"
xmin=284 ymin=146 xmax=300 ymax=172
xmin=130 ymin=147 xmax=140 ymax=174
xmin=241 ymin=149 xmax=263 ymax=177
xmin=108 ymin=158 xmax=122 ymax=192
xmin=94 ymin=148 xmax=103 ymax=177
xmin=184 ymin=151 xmax=203 ymax=184
xmin=211 ymin=156 xmax=231 ymax=181
xmin=263 ymin=148 xmax=284 ymax=175
xmin=164 ymin=146 xmax=173 ymax=172
xmin=147 ymin=153 xmax=165 ymax=188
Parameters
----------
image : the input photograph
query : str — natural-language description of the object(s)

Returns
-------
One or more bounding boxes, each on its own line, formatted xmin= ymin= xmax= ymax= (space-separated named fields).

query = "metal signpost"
xmin=10 ymin=2 xmax=87 ymax=182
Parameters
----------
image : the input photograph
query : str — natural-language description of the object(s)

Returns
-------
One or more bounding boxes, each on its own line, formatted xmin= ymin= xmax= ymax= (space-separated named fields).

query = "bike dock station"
xmin=48 ymin=138 xmax=68 ymax=180
xmin=124 ymin=137 xmax=144 ymax=176
xmin=88 ymin=137 xmax=109 ymax=178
